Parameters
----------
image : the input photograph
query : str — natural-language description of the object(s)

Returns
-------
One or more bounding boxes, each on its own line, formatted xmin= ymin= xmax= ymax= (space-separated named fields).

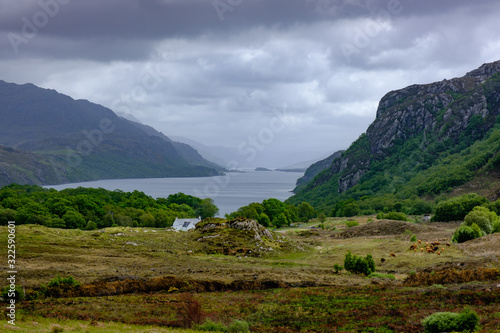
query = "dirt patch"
xmin=332 ymin=220 xmax=442 ymax=239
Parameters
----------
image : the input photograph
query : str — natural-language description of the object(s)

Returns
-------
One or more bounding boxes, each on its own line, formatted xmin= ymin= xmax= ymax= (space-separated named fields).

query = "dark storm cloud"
xmin=1 ymin=0 xmax=500 ymax=166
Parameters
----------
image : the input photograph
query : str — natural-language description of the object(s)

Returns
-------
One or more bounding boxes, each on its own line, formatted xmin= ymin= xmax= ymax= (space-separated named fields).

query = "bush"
xmin=377 ymin=211 xmax=408 ymax=221
xmin=344 ymin=252 xmax=375 ymax=276
xmin=42 ymin=275 xmax=81 ymax=298
xmin=194 ymin=318 xmax=228 ymax=332
xmin=410 ymin=234 xmax=417 ymax=242
xmin=1 ymin=285 xmax=24 ymax=302
xmin=48 ymin=275 xmax=80 ymax=289
xmin=464 ymin=206 xmax=498 ymax=235
xmin=228 ymin=320 xmax=250 ymax=333
xmin=345 ymin=220 xmax=359 ymax=228
xmin=333 ymin=264 xmax=343 ymax=273
xmin=422 ymin=307 xmax=479 ymax=333
xmin=452 ymin=224 xmax=481 ymax=243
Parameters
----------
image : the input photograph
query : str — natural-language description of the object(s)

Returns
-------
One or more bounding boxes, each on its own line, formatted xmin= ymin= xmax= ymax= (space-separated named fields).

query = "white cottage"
xmin=172 ymin=217 xmax=200 ymax=231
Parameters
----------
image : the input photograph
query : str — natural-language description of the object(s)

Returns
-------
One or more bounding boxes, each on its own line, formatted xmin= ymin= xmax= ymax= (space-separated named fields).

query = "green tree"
xmin=258 ymin=213 xmax=271 ymax=227
xmin=196 ymin=198 xmax=219 ymax=219
xmin=297 ymin=202 xmax=316 ymax=222
xmin=62 ymin=211 xmax=86 ymax=229
xmin=340 ymin=202 xmax=360 ymax=217
xmin=0 ymin=208 xmax=16 ymax=226
xmin=318 ymin=212 xmax=327 ymax=223
xmin=273 ymin=213 xmax=288 ymax=228
xmin=262 ymin=198 xmax=286 ymax=222
xmin=49 ymin=217 xmax=66 ymax=228
xmin=140 ymin=212 xmax=156 ymax=227
xmin=463 ymin=206 xmax=497 ymax=235
xmin=84 ymin=220 xmax=98 ymax=230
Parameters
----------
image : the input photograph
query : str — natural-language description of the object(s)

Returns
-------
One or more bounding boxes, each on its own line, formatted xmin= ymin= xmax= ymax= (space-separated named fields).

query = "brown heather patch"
xmin=404 ymin=267 xmax=500 ymax=286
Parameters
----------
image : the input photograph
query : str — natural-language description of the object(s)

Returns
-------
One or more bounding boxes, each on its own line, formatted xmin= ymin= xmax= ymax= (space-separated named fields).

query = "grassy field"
xmin=1 ymin=217 xmax=500 ymax=332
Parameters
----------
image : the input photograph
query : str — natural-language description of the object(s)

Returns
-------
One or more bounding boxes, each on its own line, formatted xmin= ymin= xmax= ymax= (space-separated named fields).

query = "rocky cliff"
xmin=290 ymin=60 xmax=500 ymax=208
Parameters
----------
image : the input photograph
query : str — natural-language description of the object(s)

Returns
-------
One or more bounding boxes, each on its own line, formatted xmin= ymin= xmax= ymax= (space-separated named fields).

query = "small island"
xmin=255 ymin=167 xmax=273 ymax=171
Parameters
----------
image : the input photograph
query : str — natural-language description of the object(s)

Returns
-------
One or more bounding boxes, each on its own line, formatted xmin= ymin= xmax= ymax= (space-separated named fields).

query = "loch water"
xmin=46 ymin=170 xmax=304 ymax=216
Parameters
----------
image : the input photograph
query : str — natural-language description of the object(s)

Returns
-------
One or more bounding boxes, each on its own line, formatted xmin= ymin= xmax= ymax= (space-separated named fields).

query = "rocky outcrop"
xmin=228 ymin=218 xmax=275 ymax=241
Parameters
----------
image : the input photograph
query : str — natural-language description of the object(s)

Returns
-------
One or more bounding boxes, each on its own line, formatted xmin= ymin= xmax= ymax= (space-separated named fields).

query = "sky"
xmin=1 ymin=0 xmax=500 ymax=168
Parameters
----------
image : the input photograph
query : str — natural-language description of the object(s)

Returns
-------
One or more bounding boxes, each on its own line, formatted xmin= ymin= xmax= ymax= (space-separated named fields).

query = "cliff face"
xmin=290 ymin=60 xmax=500 ymax=207
xmin=369 ymin=61 xmax=500 ymax=156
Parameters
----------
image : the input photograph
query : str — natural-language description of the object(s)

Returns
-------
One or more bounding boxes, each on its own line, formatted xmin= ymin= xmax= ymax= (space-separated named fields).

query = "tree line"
xmin=0 ymin=184 xmax=218 ymax=229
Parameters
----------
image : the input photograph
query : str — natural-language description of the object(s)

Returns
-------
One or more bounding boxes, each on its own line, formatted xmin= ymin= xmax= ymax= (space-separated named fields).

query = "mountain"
xmin=289 ymin=61 xmax=500 ymax=211
xmin=0 ymin=80 xmax=223 ymax=187
xmin=293 ymin=150 xmax=344 ymax=189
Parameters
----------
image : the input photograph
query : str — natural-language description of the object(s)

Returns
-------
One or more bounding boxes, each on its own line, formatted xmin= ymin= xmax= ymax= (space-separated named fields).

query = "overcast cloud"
xmin=1 ymin=0 xmax=500 ymax=167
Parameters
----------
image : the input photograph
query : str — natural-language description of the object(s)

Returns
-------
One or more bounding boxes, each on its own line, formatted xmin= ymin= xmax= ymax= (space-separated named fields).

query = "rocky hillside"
xmin=290 ymin=61 xmax=500 ymax=210
xmin=0 ymin=80 xmax=223 ymax=187
xmin=294 ymin=150 xmax=344 ymax=190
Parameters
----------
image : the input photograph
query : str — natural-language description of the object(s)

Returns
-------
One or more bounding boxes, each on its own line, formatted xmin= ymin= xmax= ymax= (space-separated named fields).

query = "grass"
xmin=1 ymin=217 xmax=500 ymax=332
xmin=0 ymin=315 xmax=203 ymax=332
xmin=6 ymin=285 xmax=500 ymax=332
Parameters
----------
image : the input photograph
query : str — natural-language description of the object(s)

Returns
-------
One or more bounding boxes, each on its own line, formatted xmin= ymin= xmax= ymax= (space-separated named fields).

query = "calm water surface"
xmin=46 ymin=171 xmax=303 ymax=216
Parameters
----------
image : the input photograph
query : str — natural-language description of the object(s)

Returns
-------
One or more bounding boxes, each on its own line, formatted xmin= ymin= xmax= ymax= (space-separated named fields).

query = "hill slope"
xmin=0 ymin=80 xmax=223 ymax=186
xmin=289 ymin=61 xmax=500 ymax=211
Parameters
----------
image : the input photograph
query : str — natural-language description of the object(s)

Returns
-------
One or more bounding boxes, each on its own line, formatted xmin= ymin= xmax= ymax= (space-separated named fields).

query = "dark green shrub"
xmin=377 ymin=211 xmax=408 ymax=221
xmin=48 ymin=275 xmax=80 ymax=289
xmin=1 ymin=285 xmax=24 ymax=302
xmin=410 ymin=234 xmax=417 ymax=242
xmin=333 ymin=264 xmax=343 ymax=273
xmin=345 ymin=220 xmax=359 ymax=228
xmin=44 ymin=275 xmax=81 ymax=297
xmin=464 ymin=206 xmax=498 ymax=235
xmin=422 ymin=307 xmax=479 ymax=333
xmin=228 ymin=319 xmax=250 ymax=333
xmin=344 ymin=252 xmax=375 ymax=276
xmin=452 ymin=224 xmax=481 ymax=243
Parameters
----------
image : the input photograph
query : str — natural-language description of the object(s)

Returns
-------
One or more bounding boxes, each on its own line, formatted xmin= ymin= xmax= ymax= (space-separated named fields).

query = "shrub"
xmin=228 ymin=319 xmax=250 ymax=333
xmin=48 ymin=275 xmax=80 ymax=289
xmin=377 ymin=211 xmax=408 ymax=221
xmin=422 ymin=307 xmax=479 ymax=333
xmin=410 ymin=234 xmax=417 ymax=242
xmin=43 ymin=275 xmax=81 ymax=298
xmin=344 ymin=252 xmax=375 ymax=276
xmin=1 ymin=285 xmax=24 ymax=302
xmin=452 ymin=224 xmax=481 ymax=243
xmin=194 ymin=318 xmax=228 ymax=332
xmin=345 ymin=220 xmax=359 ymax=228
xmin=333 ymin=264 xmax=343 ymax=273
xmin=464 ymin=206 xmax=498 ymax=235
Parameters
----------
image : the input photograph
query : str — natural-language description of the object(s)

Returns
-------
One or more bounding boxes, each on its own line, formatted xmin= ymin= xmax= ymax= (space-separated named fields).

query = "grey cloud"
xmin=1 ymin=0 xmax=500 ymax=167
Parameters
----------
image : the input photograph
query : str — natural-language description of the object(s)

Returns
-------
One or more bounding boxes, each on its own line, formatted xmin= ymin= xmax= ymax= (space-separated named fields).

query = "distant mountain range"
xmin=0 ymin=80 xmax=223 ymax=187
xmin=289 ymin=60 xmax=500 ymax=209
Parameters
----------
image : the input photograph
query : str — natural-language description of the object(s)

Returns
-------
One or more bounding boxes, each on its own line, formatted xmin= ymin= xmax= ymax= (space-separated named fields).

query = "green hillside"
xmin=289 ymin=61 xmax=500 ymax=214
xmin=0 ymin=80 xmax=223 ymax=187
